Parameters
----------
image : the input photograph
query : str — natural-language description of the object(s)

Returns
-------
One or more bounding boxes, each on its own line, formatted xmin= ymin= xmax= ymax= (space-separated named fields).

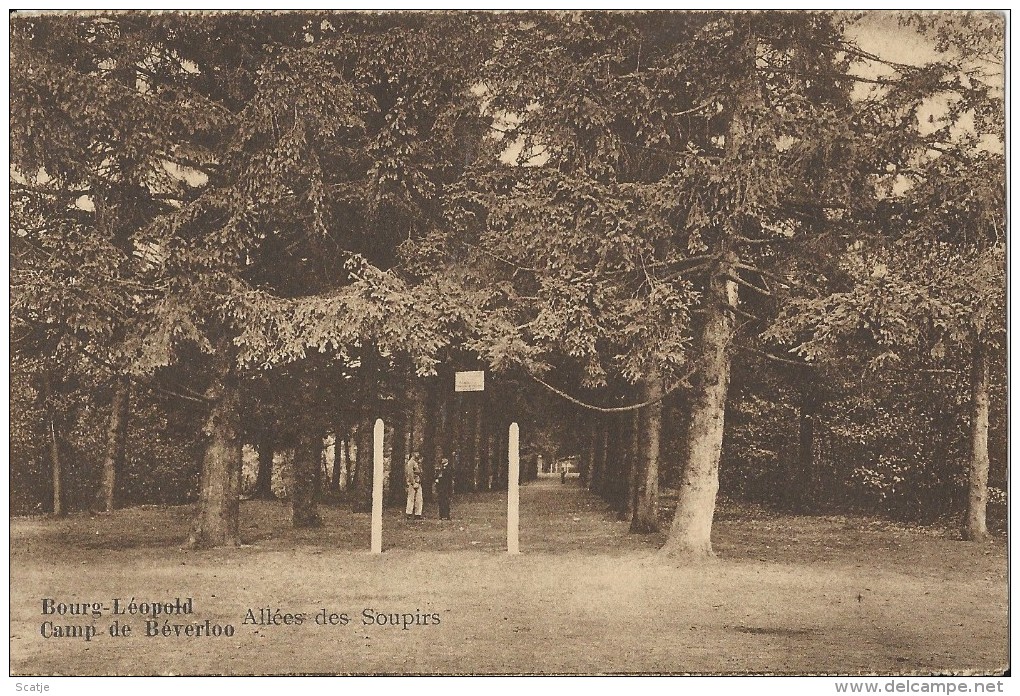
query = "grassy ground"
xmin=10 ymin=477 xmax=1007 ymax=675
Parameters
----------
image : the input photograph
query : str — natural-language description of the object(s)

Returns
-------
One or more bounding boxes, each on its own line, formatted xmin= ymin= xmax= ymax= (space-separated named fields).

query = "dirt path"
xmin=10 ymin=480 xmax=1008 ymax=675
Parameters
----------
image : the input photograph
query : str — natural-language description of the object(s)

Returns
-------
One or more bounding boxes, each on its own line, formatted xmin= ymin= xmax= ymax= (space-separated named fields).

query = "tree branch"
xmin=78 ymin=345 xmax=211 ymax=404
xmin=734 ymin=263 xmax=792 ymax=290
xmin=13 ymin=182 xmax=91 ymax=198
xmin=760 ymin=66 xmax=901 ymax=87
xmin=660 ymin=260 xmax=713 ymax=281
xmin=727 ymin=272 xmax=772 ymax=297
xmin=735 ymin=234 xmax=785 ymax=246
xmin=722 ymin=302 xmax=762 ymax=323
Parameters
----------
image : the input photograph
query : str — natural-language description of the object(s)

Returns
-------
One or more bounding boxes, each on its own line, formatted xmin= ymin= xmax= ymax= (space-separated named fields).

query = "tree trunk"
xmin=790 ymin=383 xmax=815 ymax=512
xmin=458 ymin=397 xmax=475 ymax=492
xmin=472 ymin=401 xmax=483 ymax=490
xmin=451 ymin=393 xmax=467 ymax=492
xmin=404 ymin=381 xmax=426 ymax=504
xmin=599 ymin=418 xmax=616 ymax=498
xmin=614 ymin=433 xmax=631 ymax=519
xmin=95 ymin=377 xmax=130 ymax=513
xmin=410 ymin=380 xmax=428 ymax=461
xmin=345 ymin=426 xmax=358 ymax=490
xmin=188 ymin=372 xmax=242 ymax=549
xmin=603 ymin=418 xmax=621 ymax=504
xmin=292 ymin=430 xmax=323 ymax=527
xmin=963 ymin=338 xmax=991 ymax=541
xmin=427 ymin=380 xmax=447 ymax=502
xmin=481 ymin=424 xmax=493 ymax=491
xmin=493 ymin=422 xmax=508 ymax=490
xmin=632 ymin=371 xmax=662 ymax=533
xmin=351 ymin=419 xmax=375 ymax=513
xmin=41 ymin=371 xmax=66 ymax=517
xmin=49 ymin=414 xmax=64 ymax=517
xmin=663 ymin=266 xmax=738 ymax=557
xmin=389 ymin=417 xmax=407 ymax=506
xmin=580 ymin=427 xmax=595 ymax=488
xmin=663 ymin=25 xmax=756 ymax=555
xmin=254 ymin=431 xmax=276 ymax=499
xmin=623 ymin=412 xmax=640 ymax=521
xmin=329 ymin=430 xmax=344 ymax=493
xmin=613 ymin=414 xmax=631 ymax=509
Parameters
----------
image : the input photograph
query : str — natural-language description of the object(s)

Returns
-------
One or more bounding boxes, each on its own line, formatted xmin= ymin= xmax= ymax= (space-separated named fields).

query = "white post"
xmin=371 ymin=418 xmax=384 ymax=554
xmin=508 ymin=422 xmax=520 ymax=555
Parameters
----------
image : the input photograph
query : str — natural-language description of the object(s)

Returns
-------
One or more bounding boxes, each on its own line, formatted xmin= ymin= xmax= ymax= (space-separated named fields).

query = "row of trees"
xmin=11 ymin=11 xmax=1004 ymax=553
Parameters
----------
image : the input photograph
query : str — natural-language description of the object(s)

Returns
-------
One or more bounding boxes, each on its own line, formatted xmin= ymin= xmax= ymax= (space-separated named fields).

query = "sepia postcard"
xmin=8 ymin=9 xmax=1008 ymax=682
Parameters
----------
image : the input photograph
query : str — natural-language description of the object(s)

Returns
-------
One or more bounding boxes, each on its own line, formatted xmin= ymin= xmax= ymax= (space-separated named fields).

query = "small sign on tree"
xmin=455 ymin=370 xmax=485 ymax=392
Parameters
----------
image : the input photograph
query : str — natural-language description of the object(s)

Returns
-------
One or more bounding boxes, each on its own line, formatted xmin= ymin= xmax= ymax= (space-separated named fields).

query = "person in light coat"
xmin=405 ymin=453 xmax=424 ymax=520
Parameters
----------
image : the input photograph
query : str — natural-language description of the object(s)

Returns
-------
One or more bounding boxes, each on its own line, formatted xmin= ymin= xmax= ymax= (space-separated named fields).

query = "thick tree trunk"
xmin=632 ymin=372 xmax=662 ymax=533
xmin=663 ymin=267 xmax=738 ymax=557
xmin=188 ymin=374 xmax=242 ymax=549
xmin=292 ymin=430 xmax=323 ymax=527
xmin=254 ymin=431 xmax=276 ymax=499
xmin=664 ymin=21 xmax=755 ymax=557
xmin=351 ymin=419 xmax=374 ymax=513
xmin=96 ymin=377 xmax=130 ymax=513
xmin=963 ymin=338 xmax=991 ymax=541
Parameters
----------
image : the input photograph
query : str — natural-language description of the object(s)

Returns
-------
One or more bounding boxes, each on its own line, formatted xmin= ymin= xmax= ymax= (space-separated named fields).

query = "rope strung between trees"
xmin=526 ymin=368 xmax=694 ymax=413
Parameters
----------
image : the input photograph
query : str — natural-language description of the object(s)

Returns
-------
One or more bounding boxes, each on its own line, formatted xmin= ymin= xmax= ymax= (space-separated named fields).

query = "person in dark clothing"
xmin=435 ymin=457 xmax=454 ymax=521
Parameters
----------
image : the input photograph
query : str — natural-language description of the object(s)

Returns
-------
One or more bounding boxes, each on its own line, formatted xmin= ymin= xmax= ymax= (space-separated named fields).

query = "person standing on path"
xmin=405 ymin=452 xmax=424 ymax=520
xmin=435 ymin=457 xmax=454 ymax=520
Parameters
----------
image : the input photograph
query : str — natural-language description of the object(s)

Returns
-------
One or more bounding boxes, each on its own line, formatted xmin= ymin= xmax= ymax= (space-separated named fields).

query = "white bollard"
xmin=508 ymin=422 xmax=520 ymax=555
xmin=371 ymin=418 xmax=384 ymax=554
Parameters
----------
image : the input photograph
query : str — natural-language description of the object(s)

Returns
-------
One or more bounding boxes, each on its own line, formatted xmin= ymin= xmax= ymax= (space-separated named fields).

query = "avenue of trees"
xmin=10 ymin=11 xmax=1005 ymax=554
